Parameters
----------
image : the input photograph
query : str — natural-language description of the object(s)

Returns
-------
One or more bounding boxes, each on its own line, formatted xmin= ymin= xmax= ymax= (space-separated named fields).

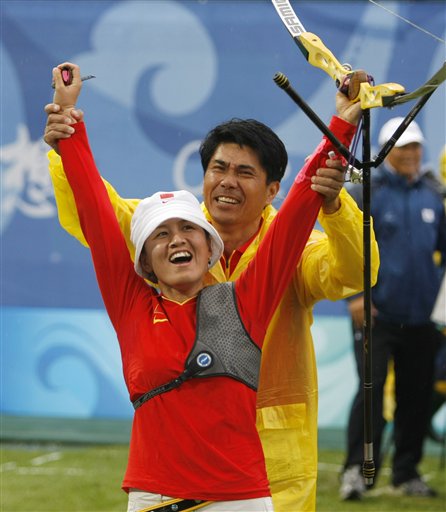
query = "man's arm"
xmin=44 ymin=103 xmax=83 ymax=154
xmin=294 ymin=90 xmax=379 ymax=306
xmin=293 ymin=88 xmax=380 ymax=306
xmin=45 ymin=105 xmax=139 ymax=258
xmin=297 ymin=188 xmax=380 ymax=306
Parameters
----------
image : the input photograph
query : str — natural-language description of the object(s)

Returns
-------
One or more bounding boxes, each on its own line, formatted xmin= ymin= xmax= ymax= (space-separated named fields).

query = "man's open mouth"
xmin=216 ymin=196 xmax=239 ymax=205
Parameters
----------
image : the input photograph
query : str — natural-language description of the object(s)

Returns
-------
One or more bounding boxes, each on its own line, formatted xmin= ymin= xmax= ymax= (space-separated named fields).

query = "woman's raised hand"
xmin=52 ymin=62 xmax=82 ymax=117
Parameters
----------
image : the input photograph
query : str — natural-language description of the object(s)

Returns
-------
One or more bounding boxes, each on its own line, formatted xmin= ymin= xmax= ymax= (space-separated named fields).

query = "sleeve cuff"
xmin=327 ymin=116 xmax=357 ymax=141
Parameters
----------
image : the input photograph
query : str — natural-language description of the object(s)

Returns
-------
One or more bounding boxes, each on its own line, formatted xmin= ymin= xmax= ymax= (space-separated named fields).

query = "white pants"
xmin=127 ymin=490 xmax=274 ymax=512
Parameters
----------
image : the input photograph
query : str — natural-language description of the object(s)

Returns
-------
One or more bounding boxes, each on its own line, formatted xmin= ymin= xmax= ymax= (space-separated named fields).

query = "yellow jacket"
xmin=48 ymin=150 xmax=379 ymax=512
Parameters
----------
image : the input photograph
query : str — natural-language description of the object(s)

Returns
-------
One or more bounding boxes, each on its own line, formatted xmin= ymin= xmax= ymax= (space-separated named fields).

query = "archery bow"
xmin=270 ymin=0 xmax=382 ymax=485
xmin=271 ymin=0 xmax=446 ymax=489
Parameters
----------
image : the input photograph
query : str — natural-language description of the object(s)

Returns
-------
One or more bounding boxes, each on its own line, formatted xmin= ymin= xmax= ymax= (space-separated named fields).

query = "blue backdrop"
xmin=1 ymin=0 xmax=445 ymax=423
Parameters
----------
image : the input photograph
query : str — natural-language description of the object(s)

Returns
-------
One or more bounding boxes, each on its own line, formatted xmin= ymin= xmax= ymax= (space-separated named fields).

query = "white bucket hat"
xmin=130 ymin=190 xmax=224 ymax=278
xmin=378 ymin=117 xmax=425 ymax=148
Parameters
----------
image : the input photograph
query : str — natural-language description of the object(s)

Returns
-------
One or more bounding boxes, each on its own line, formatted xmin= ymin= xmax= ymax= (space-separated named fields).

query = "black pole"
xmin=361 ymin=108 xmax=375 ymax=485
xmin=273 ymin=73 xmax=362 ymax=168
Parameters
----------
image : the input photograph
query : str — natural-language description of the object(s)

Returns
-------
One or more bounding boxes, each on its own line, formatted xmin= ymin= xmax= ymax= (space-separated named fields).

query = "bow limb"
xmin=271 ymin=1 xmax=350 ymax=83
xmin=271 ymin=0 xmax=406 ymax=108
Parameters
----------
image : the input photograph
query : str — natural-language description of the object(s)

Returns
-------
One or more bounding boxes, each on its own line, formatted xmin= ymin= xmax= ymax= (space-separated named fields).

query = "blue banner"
xmin=1 ymin=0 xmax=445 ymax=421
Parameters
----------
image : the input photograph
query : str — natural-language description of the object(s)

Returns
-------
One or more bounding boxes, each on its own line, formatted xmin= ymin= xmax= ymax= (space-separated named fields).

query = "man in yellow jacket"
xmin=44 ymin=100 xmax=379 ymax=512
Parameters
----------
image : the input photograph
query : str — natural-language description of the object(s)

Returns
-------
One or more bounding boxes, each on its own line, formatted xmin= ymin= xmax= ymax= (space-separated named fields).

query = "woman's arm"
xmin=52 ymin=64 xmax=144 ymax=329
xmin=236 ymin=112 xmax=359 ymax=343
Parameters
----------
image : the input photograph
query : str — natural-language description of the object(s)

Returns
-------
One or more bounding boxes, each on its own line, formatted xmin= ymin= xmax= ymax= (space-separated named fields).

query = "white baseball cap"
xmin=130 ymin=190 xmax=224 ymax=278
xmin=378 ymin=117 xmax=425 ymax=148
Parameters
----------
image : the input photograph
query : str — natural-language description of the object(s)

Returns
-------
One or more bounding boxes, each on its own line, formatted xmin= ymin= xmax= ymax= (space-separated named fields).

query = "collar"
xmin=220 ymin=219 xmax=264 ymax=278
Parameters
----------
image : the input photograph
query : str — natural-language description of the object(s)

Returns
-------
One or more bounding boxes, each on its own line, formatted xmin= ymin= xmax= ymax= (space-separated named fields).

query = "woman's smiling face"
xmin=140 ymin=218 xmax=212 ymax=301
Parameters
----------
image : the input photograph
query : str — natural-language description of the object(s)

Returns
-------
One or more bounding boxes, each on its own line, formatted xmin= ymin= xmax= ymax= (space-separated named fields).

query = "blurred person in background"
xmin=340 ymin=118 xmax=446 ymax=500
xmin=427 ymin=144 xmax=446 ymax=445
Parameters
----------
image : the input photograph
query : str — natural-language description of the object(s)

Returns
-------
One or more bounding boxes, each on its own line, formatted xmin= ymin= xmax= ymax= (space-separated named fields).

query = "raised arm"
xmin=293 ymin=94 xmax=379 ymax=307
xmin=51 ymin=63 xmax=144 ymax=329
xmin=236 ymin=93 xmax=362 ymax=340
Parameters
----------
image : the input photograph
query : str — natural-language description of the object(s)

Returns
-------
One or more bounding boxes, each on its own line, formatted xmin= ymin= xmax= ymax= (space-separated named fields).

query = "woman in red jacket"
xmin=51 ymin=63 xmax=360 ymax=512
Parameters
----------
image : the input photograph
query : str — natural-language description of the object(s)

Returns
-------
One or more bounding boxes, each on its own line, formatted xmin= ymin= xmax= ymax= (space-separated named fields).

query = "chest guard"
xmin=132 ymin=282 xmax=261 ymax=410
xmin=187 ymin=282 xmax=261 ymax=390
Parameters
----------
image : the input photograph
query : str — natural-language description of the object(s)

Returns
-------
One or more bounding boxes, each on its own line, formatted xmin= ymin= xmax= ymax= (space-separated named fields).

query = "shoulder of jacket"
xmin=421 ymin=170 xmax=446 ymax=198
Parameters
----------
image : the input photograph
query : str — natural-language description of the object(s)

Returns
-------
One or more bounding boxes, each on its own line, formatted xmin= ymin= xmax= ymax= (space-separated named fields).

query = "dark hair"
xmin=199 ymin=118 xmax=288 ymax=183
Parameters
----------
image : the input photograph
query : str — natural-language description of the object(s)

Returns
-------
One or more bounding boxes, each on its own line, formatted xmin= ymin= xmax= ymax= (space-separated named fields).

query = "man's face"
xmin=202 ymin=142 xmax=280 ymax=231
xmin=386 ymin=142 xmax=423 ymax=181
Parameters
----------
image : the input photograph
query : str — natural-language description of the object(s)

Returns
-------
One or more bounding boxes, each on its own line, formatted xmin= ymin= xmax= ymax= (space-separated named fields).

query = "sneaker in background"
xmin=394 ymin=477 xmax=438 ymax=497
xmin=339 ymin=465 xmax=366 ymax=501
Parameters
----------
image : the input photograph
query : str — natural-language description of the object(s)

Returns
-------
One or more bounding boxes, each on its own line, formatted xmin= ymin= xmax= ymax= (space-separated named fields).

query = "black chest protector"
xmin=132 ymin=282 xmax=261 ymax=410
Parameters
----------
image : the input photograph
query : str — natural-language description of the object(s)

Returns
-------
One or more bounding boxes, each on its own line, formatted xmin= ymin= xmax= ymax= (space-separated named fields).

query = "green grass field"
xmin=1 ymin=443 xmax=445 ymax=512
